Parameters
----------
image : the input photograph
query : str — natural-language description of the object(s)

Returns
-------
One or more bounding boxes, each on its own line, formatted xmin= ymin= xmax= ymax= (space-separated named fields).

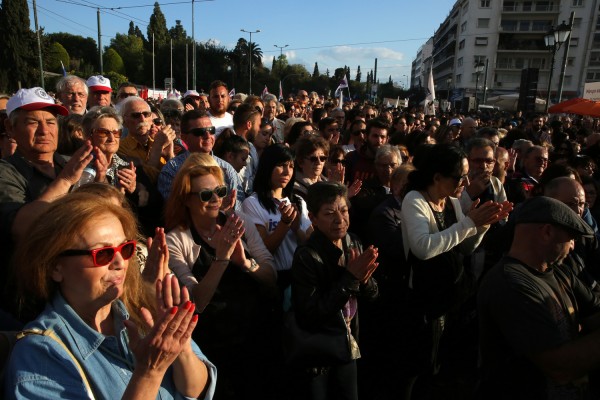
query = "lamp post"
xmin=556 ymin=16 xmax=574 ymax=105
xmin=274 ymin=44 xmax=288 ymax=58
xmin=474 ymin=62 xmax=485 ymax=111
xmin=544 ymin=22 xmax=571 ymax=112
xmin=446 ymin=77 xmax=452 ymax=112
xmin=241 ymin=29 xmax=260 ymax=95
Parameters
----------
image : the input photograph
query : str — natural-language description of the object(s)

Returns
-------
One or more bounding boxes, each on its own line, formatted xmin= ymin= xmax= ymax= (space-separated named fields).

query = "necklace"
xmin=197 ymin=226 xmax=217 ymax=242
xmin=423 ymin=190 xmax=445 ymax=212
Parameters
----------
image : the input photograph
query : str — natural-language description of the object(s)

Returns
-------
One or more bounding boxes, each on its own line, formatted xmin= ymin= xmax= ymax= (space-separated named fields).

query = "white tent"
xmin=486 ymin=93 xmax=546 ymax=112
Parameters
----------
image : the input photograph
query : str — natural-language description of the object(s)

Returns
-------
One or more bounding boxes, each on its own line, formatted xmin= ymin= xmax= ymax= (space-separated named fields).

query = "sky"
xmin=29 ymin=0 xmax=457 ymax=90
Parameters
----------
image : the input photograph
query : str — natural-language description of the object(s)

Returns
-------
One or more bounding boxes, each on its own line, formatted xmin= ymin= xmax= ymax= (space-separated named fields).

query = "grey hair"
xmin=56 ymin=75 xmax=88 ymax=95
xmin=160 ymin=98 xmax=184 ymax=112
xmin=119 ymin=96 xmax=150 ymax=117
xmin=375 ymin=144 xmax=402 ymax=165
xmin=82 ymin=106 xmax=123 ymax=137
xmin=263 ymin=94 xmax=278 ymax=103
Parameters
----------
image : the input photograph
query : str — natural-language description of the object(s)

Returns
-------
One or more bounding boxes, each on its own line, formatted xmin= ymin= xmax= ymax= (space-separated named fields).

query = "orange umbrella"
xmin=562 ymin=100 xmax=600 ymax=117
xmin=548 ymin=98 xmax=589 ymax=114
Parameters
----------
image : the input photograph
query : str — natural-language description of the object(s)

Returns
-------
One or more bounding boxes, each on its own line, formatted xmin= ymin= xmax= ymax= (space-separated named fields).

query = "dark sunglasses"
xmin=329 ymin=158 xmax=347 ymax=166
xmin=352 ymin=129 xmax=367 ymax=136
xmin=129 ymin=111 xmax=151 ymax=119
xmin=188 ymin=126 xmax=216 ymax=137
xmin=308 ymin=155 xmax=327 ymax=163
xmin=93 ymin=128 xmax=122 ymax=138
xmin=193 ymin=185 xmax=228 ymax=202
xmin=152 ymin=118 xmax=163 ymax=126
xmin=58 ymin=240 xmax=136 ymax=267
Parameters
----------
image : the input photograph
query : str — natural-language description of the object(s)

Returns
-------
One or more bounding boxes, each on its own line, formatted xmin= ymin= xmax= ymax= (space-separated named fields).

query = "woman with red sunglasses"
xmin=164 ymin=153 xmax=277 ymax=399
xmin=6 ymin=192 xmax=216 ymax=399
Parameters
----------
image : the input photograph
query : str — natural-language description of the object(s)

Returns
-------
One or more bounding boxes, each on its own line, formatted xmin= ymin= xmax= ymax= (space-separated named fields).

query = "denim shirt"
xmin=5 ymin=293 xmax=217 ymax=400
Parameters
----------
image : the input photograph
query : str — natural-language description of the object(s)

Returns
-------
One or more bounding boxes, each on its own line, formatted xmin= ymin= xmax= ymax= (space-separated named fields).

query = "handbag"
xmin=282 ymin=309 xmax=355 ymax=367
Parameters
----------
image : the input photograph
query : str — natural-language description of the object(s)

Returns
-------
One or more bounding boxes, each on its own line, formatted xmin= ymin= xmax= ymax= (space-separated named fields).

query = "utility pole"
xmin=97 ymin=8 xmax=103 ymax=73
xmin=192 ymin=0 xmax=196 ymax=90
xmin=241 ymin=29 xmax=260 ymax=94
xmin=557 ymin=11 xmax=575 ymax=104
xmin=32 ymin=0 xmax=44 ymax=88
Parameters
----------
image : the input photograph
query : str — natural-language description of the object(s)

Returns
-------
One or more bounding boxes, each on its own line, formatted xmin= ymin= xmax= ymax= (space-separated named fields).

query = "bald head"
xmin=544 ymin=177 xmax=586 ymax=217
xmin=462 ymin=117 xmax=478 ymax=140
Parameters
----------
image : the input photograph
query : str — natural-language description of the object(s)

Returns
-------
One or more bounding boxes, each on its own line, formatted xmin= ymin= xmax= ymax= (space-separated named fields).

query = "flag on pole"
xmin=60 ymin=61 xmax=67 ymax=77
xmin=228 ymin=88 xmax=235 ymax=99
xmin=262 ymin=85 xmax=269 ymax=98
xmin=425 ymin=65 xmax=436 ymax=116
xmin=334 ymin=74 xmax=349 ymax=97
xmin=278 ymin=81 xmax=283 ymax=101
xmin=395 ymin=96 xmax=400 ymax=109
xmin=338 ymin=89 xmax=344 ymax=109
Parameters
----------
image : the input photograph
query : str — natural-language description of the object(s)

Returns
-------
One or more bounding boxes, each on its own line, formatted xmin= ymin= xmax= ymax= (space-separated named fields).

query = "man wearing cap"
xmin=56 ymin=75 xmax=88 ymax=115
xmin=86 ymin=75 xmax=112 ymax=108
xmin=478 ymin=196 xmax=600 ymax=399
xmin=207 ymin=80 xmax=233 ymax=137
xmin=182 ymin=90 xmax=201 ymax=111
xmin=0 ymin=87 xmax=95 ymax=247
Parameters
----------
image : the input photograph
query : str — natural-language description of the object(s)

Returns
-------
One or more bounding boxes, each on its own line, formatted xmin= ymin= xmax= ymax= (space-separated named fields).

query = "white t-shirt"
xmin=241 ymin=194 xmax=312 ymax=271
xmin=208 ymin=111 xmax=234 ymax=137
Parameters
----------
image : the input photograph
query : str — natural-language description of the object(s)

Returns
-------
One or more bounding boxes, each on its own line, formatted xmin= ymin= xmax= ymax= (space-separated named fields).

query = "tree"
xmin=313 ymin=62 xmax=319 ymax=78
xmin=110 ymin=34 xmax=144 ymax=82
xmin=0 ymin=0 xmax=37 ymax=90
xmin=47 ymin=33 xmax=98 ymax=69
xmin=147 ymin=2 xmax=169 ymax=47
xmin=169 ymin=20 xmax=187 ymax=42
xmin=356 ymin=65 xmax=362 ymax=82
xmin=128 ymin=21 xmax=136 ymax=36
xmin=103 ymin=48 xmax=125 ymax=75
xmin=45 ymin=42 xmax=70 ymax=74
xmin=271 ymin=56 xmax=276 ymax=73
xmin=247 ymin=41 xmax=263 ymax=69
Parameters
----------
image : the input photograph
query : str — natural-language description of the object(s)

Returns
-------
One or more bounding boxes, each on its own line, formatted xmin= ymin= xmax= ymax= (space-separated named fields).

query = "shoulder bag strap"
xmin=17 ymin=329 xmax=96 ymax=400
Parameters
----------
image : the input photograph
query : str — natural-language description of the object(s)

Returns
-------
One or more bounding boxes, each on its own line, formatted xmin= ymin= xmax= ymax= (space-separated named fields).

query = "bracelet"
xmin=246 ymin=258 xmax=259 ymax=273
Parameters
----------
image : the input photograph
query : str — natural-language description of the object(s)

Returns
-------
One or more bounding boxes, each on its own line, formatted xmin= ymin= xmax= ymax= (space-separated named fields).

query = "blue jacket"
xmin=5 ymin=292 xmax=217 ymax=400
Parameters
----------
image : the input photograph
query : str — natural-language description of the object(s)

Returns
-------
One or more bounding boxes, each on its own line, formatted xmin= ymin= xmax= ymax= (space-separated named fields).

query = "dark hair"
xmin=366 ymin=117 xmax=390 ymax=134
xmin=406 ymin=143 xmax=467 ymax=192
xmin=213 ymin=130 xmax=249 ymax=159
xmin=465 ymin=137 xmax=495 ymax=154
xmin=294 ymin=135 xmax=329 ymax=162
xmin=312 ymin=108 xmax=328 ymax=125
xmin=233 ymin=103 xmax=261 ymax=129
xmin=328 ymin=145 xmax=345 ymax=162
xmin=57 ymin=114 xmax=85 ymax=156
xmin=306 ymin=181 xmax=348 ymax=214
xmin=318 ymin=117 xmax=336 ymax=132
xmin=209 ymin=80 xmax=228 ymax=91
xmin=253 ymin=144 xmax=300 ymax=214
xmin=181 ymin=109 xmax=210 ymax=134
xmin=182 ymin=96 xmax=198 ymax=110
xmin=286 ymin=120 xmax=313 ymax=147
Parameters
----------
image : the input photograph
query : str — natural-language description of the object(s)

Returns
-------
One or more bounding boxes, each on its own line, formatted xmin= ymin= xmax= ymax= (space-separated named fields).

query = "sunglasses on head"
xmin=193 ymin=185 xmax=228 ymax=202
xmin=93 ymin=128 xmax=122 ymax=139
xmin=308 ymin=155 xmax=327 ymax=163
xmin=188 ymin=126 xmax=216 ymax=137
xmin=129 ymin=111 xmax=151 ymax=119
xmin=58 ymin=240 xmax=136 ymax=267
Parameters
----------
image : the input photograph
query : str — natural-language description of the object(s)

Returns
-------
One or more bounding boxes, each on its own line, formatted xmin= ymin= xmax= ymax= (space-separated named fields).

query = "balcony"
xmin=502 ymin=1 xmax=559 ymax=13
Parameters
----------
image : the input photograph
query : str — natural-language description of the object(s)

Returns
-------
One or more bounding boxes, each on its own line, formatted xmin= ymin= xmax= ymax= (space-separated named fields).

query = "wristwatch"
xmin=247 ymin=258 xmax=259 ymax=272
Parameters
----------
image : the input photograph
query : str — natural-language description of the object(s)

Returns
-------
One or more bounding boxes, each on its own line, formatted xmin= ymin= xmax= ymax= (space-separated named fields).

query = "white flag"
xmin=425 ymin=66 xmax=436 ymax=116
xmin=334 ymin=75 xmax=349 ymax=97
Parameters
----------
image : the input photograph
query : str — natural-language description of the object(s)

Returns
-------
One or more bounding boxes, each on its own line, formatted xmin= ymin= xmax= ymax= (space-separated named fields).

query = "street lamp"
xmin=241 ymin=28 xmax=260 ymax=95
xmin=474 ymin=62 xmax=485 ymax=111
xmin=544 ymin=21 xmax=571 ymax=111
xmin=274 ymin=44 xmax=288 ymax=58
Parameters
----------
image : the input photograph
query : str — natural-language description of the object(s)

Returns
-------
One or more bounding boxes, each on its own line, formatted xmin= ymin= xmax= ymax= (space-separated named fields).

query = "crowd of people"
xmin=1 ymin=73 xmax=600 ymax=400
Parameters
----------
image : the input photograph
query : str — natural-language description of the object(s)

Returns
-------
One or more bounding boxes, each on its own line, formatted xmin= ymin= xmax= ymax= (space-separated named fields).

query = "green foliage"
xmin=169 ymin=20 xmax=187 ymax=42
xmin=103 ymin=71 xmax=128 ymax=90
xmin=313 ymin=62 xmax=319 ymax=78
xmin=110 ymin=34 xmax=144 ymax=81
xmin=147 ymin=2 xmax=169 ymax=47
xmin=104 ymin=48 xmax=125 ymax=75
xmin=356 ymin=65 xmax=361 ymax=82
xmin=47 ymin=32 xmax=97 ymax=67
xmin=45 ymin=42 xmax=70 ymax=74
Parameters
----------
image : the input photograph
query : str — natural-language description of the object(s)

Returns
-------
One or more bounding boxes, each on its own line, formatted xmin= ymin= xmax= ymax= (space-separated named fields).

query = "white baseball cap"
xmin=6 ymin=87 xmax=68 ymax=117
xmin=183 ymin=90 xmax=200 ymax=98
xmin=86 ymin=75 xmax=112 ymax=92
xmin=449 ymin=118 xmax=462 ymax=126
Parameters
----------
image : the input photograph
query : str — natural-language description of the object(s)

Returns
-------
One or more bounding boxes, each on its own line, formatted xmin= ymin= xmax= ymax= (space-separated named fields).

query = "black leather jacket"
xmin=291 ymin=229 xmax=379 ymax=340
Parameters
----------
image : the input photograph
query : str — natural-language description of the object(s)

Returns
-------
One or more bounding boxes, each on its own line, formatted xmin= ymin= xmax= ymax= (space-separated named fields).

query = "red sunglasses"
xmin=58 ymin=240 xmax=137 ymax=267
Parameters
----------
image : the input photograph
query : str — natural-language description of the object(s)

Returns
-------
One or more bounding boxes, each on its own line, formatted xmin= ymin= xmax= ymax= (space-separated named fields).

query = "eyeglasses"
xmin=301 ymin=129 xmax=315 ymax=136
xmin=152 ymin=118 xmax=163 ymax=126
xmin=330 ymin=158 xmax=347 ymax=166
xmin=255 ymin=106 xmax=263 ymax=113
xmin=129 ymin=111 xmax=151 ymax=119
xmin=93 ymin=128 xmax=122 ymax=138
xmin=352 ymin=129 xmax=366 ymax=136
xmin=308 ymin=155 xmax=327 ymax=163
xmin=193 ymin=185 xmax=228 ymax=202
xmin=119 ymin=92 xmax=137 ymax=99
xmin=188 ymin=126 xmax=216 ymax=137
xmin=470 ymin=157 xmax=496 ymax=165
xmin=58 ymin=240 xmax=136 ymax=267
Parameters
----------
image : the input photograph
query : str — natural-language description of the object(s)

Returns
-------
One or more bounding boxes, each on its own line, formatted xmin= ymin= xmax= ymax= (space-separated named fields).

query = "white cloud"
xmin=318 ymin=46 xmax=404 ymax=62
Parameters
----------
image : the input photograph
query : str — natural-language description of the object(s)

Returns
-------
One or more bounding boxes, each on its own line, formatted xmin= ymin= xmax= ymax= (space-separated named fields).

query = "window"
xmin=459 ymin=39 xmax=466 ymax=49
xmin=590 ymin=52 xmax=600 ymax=67
xmin=457 ymin=57 xmax=464 ymax=67
xmin=535 ymin=1 xmax=555 ymax=12
xmin=567 ymin=57 xmax=575 ymax=66
xmin=475 ymin=37 xmax=489 ymax=46
xmin=532 ymin=20 xmax=552 ymax=31
xmin=573 ymin=18 xmax=582 ymax=28
xmin=571 ymin=37 xmax=579 ymax=47
xmin=573 ymin=0 xmax=584 ymax=6
xmin=456 ymin=74 xmax=462 ymax=83
xmin=523 ymin=1 xmax=533 ymax=11
xmin=501 ymin=20 xmax=518 ymax=31
xmin=520 ymin=21 xmax=531 ymax=31
xmin=480 ymin=0 xmax=491 ymax=7
xmin=474 ymin=55 xmax=486 ymax=64
xmin=461 ymin=22 xmax=467 ymax=32
xmin=478 ymin=18 xmax=490 ymax=28
xmin=503 ymin=1 xmax=517 ymax=11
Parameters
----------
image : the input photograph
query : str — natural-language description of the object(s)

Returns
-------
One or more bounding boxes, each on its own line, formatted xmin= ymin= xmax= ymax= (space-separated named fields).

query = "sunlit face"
xmin=367 ymin=127 xmax=388 ymax=150
xmin=271 ymin=159 xmax=294 ymax=190
xmin=91 ymin=117 xmax=121 ymax=157
xmin=523 ymin=148 xmax=548 ymax=179
xmin=209 ymin=85 xmax=229 ymax=115
xmin=310 ymin=196 xmax=350 ymax=244
xmin=254 ymin=125 xmax=273 ymax=150
xmin=374 ymin=153 xmax=400 ymax=185
xmin=300 ymin=148 xmax=327 ymax=180
xmin=185 ymin=173 xmax=223 ymax=219
xmin=227 ymin=148 xmax=250 ymax=172
xmin=8 ymin=109 xmax=58 ymax=159
xmin=553 ymin=182 xmax=587 ymax=217
xmin=59 ymin=81 xmax=88 ymax=115
xmin=198 ymin=95 xmax=209 ymax=111
xmin=468 ymin=146 xmax=495 ymax=181
xmin=322 ymin=123 xmax=340 ymax=144
xmin=181 ymin=117 xmax=214 ymax=153
xmin=264 ymin=101 xmax=277 ymax=120
xmin=122 ymin=100 xmax=151 ymax=142
xmin=52 ymin=213 xmax=129 ymax=308
xmin=89 ymin=90 xmax=111 ymax=108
